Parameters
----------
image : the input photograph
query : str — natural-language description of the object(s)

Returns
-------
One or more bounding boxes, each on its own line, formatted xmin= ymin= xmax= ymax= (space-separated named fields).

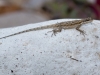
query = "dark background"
xmin=0 ymin=0 xmax=100 ymax=28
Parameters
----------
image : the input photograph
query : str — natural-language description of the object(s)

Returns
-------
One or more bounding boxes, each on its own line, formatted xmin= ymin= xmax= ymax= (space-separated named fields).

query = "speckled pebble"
xmin=0 ymin=19 xmax=100 ymax=75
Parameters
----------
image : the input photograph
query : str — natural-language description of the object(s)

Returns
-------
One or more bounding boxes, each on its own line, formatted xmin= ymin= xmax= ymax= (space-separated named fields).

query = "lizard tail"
xmin=0 ymin=25 xmax=54 ymax=39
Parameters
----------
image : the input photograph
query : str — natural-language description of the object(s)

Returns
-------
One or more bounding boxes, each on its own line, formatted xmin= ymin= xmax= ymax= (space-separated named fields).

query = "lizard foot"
xmin=79 ymin=30 xmax=86 ymax=37
xmin=47 ymin=29 xmax=62 ymax=37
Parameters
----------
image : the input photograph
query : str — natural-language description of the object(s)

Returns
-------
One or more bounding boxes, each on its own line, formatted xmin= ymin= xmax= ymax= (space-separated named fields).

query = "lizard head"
xmin=82 ymin=17 xmax=93 ymax=24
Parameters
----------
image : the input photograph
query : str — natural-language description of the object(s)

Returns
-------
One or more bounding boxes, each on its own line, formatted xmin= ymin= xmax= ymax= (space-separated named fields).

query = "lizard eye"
xmin=85 ymin=17 xmax=92 ymax=21
xmin=82 ymin=17 xmax=93 ymax=23
xmin=86 ymin=19 xmax=89 ymax=21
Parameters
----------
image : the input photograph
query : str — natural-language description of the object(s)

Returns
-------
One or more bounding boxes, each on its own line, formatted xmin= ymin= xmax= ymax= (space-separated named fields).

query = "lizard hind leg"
xmin=48 ymin=27 xmax=62 ymax=36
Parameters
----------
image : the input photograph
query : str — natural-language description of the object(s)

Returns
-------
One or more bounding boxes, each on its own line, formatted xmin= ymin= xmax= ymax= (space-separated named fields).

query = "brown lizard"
xmin=0 ymin=17 xmax=93 ymax=39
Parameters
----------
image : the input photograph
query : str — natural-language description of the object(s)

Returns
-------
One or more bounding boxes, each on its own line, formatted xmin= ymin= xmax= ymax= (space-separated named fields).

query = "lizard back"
xmin=0 ymin=17 xmax=93 ymax=39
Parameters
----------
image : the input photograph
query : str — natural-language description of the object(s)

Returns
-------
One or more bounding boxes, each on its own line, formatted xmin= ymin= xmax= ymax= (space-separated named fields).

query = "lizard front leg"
xmin=76 ymin=25 xmax=85 ymax=36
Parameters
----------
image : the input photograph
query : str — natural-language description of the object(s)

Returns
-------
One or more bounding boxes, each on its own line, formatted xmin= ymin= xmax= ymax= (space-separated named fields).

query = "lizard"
xmin=0 ymin=17 xmax=93 ymax=39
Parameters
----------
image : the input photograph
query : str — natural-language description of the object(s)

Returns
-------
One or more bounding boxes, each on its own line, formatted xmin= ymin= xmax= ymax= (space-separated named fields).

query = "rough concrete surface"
xmin=0 ymin=19 xmax=100 ymax=75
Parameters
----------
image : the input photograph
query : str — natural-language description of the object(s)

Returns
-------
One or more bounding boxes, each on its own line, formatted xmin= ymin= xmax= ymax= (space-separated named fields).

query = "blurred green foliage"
xmin=42 ymin=0 xmax=97 ymax=19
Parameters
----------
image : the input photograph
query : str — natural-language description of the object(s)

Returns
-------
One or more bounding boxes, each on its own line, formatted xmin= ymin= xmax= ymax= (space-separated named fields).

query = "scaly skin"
xmin=0 ymin=17 xmax=93 ymax=39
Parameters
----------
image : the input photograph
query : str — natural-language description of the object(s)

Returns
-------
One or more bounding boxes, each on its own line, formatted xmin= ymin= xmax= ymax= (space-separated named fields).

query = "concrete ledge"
xmin=0 ymin=19 xmax=100 ymax=75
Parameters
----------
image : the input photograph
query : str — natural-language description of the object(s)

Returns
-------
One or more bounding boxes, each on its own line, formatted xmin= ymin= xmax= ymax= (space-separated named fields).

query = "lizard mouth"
xmin=83 ymin=17 xmax=93 ymax=24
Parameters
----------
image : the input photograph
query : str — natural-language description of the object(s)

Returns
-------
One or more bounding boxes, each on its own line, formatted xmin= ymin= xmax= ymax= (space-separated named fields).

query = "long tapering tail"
xmin=0 ymin=25 xmax=55 ymax=39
